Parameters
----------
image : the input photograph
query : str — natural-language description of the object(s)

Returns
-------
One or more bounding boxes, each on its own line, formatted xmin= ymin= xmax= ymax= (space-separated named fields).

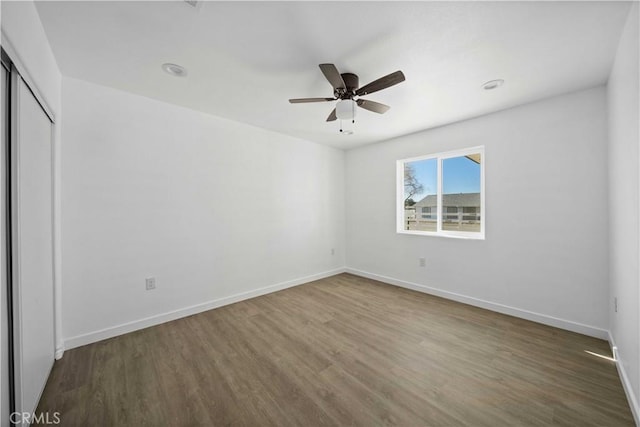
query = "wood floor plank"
xmin=35 ymin=273 xmax=634 ymax=426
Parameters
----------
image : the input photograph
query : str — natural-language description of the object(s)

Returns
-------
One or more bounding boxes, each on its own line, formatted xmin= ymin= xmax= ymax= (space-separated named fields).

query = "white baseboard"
xmin=345 ymin=268 xmax=609 ymax=340
xmin=64 ymin=267 xmax=346 ymax=350
xmin=608 ymin=332 xmax=640 ymax=426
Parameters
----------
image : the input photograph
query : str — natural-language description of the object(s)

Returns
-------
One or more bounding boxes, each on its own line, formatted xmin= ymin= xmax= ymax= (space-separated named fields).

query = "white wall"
xmin=61 ymin=77 xmax=345 ymax=347
xmin=0 ymin=1 xmax=60 ymax=111
xmin=1 ymin=1 xmax=62 ymax=424
xmin=607 ymin=2 xmax=639 ymax=421
xmin=346 ymin=86 xmax=609 ymax=338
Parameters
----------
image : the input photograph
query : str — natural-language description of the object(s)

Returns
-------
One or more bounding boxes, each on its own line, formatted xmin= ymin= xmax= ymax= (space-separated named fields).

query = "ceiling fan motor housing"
xmin=336 ymin=73 xmax=359 ymax=99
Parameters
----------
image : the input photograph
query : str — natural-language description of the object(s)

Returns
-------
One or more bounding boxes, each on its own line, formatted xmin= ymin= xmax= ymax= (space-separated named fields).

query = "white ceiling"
xmin=35 ymin=1 xmax=631 ymax=149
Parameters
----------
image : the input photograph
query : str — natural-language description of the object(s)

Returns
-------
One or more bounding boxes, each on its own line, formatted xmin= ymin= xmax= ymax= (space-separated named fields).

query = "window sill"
xmin=397 ymin=229 xmax=485 ymax=240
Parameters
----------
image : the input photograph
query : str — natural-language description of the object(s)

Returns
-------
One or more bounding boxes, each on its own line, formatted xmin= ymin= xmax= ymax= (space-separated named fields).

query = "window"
xmin=421 ymin=207 xmax=435 ymax=220
xmin=397 ymin=146 xmax=484 ymax=238
xmin=462 ymin=206 xmax=479 ymax=221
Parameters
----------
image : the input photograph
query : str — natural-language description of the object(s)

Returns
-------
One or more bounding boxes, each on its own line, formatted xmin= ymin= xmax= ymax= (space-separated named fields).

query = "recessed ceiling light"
xmin=162 ymin=63 xmax=188 ymax=77
xmin=482 ymin=79 xmax=504 ymax=90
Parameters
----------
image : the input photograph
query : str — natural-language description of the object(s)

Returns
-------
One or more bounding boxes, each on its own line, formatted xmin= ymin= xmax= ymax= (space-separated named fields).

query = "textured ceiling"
xmin=36 ymin=1 xmax=631 ymax=149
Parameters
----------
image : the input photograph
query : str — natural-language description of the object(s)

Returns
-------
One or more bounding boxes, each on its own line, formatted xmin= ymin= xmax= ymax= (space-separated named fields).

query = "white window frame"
xmin=396 ymin=146 xmax=485 ymax=240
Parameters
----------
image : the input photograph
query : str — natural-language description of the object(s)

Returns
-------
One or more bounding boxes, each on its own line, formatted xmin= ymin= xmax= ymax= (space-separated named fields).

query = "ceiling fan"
xmin=289 ymin=64 xmax=406 ymax=127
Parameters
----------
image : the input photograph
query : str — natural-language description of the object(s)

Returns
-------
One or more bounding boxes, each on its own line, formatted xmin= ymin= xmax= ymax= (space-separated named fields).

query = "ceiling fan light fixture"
xmin=162 ymin=63 xmax=188 ymax=77
xmin=336 ymin=99 xmax=357 ymax=120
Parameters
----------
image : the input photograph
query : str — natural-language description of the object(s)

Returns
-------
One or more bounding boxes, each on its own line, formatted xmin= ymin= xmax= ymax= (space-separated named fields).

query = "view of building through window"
xmin=401 ymin=149 xmax=483 ymax=236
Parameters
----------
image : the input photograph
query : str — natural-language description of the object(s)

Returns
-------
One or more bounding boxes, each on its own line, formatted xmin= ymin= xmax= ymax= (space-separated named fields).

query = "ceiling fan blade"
xmin=319 ymin=64 xmax=346 ymax=90
xmin=326 ymin=108 xmax=337 ymax=122
xmin=357 ymin=99 xmax=390 ymax=114
xmin=356 ymin=70 xmax=405 ymax=96
xmin=289 ymin=97 xmax=335 ymax=103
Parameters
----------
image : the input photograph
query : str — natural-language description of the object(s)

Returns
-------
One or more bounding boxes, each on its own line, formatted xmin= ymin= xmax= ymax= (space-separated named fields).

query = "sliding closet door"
xmin=1 ymin=62 xmax=10 ymax=427
xmin=10 ymin=69 xmax=55 ymax=421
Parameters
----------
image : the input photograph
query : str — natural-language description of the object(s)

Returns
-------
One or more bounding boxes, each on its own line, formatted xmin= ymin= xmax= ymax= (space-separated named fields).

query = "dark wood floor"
xmin=36 ymin=273 xmax=634 ymax=426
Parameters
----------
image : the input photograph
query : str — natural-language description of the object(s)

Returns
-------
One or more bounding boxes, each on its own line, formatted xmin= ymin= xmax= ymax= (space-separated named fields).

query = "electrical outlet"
xmin=419 ymin=257 xmax=426 ymax=267
xmin=145 ymin=277 xmax=156 ymax=290
xmin=614 ymin=297 xmax=618 ymax=313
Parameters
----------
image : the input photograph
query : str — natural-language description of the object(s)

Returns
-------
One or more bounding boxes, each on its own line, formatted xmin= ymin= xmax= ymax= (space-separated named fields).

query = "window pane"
xmin=404 ymin=158 xmax=437 ymax=232
xmin=442 ymin=154 xmax=481 ymax=232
